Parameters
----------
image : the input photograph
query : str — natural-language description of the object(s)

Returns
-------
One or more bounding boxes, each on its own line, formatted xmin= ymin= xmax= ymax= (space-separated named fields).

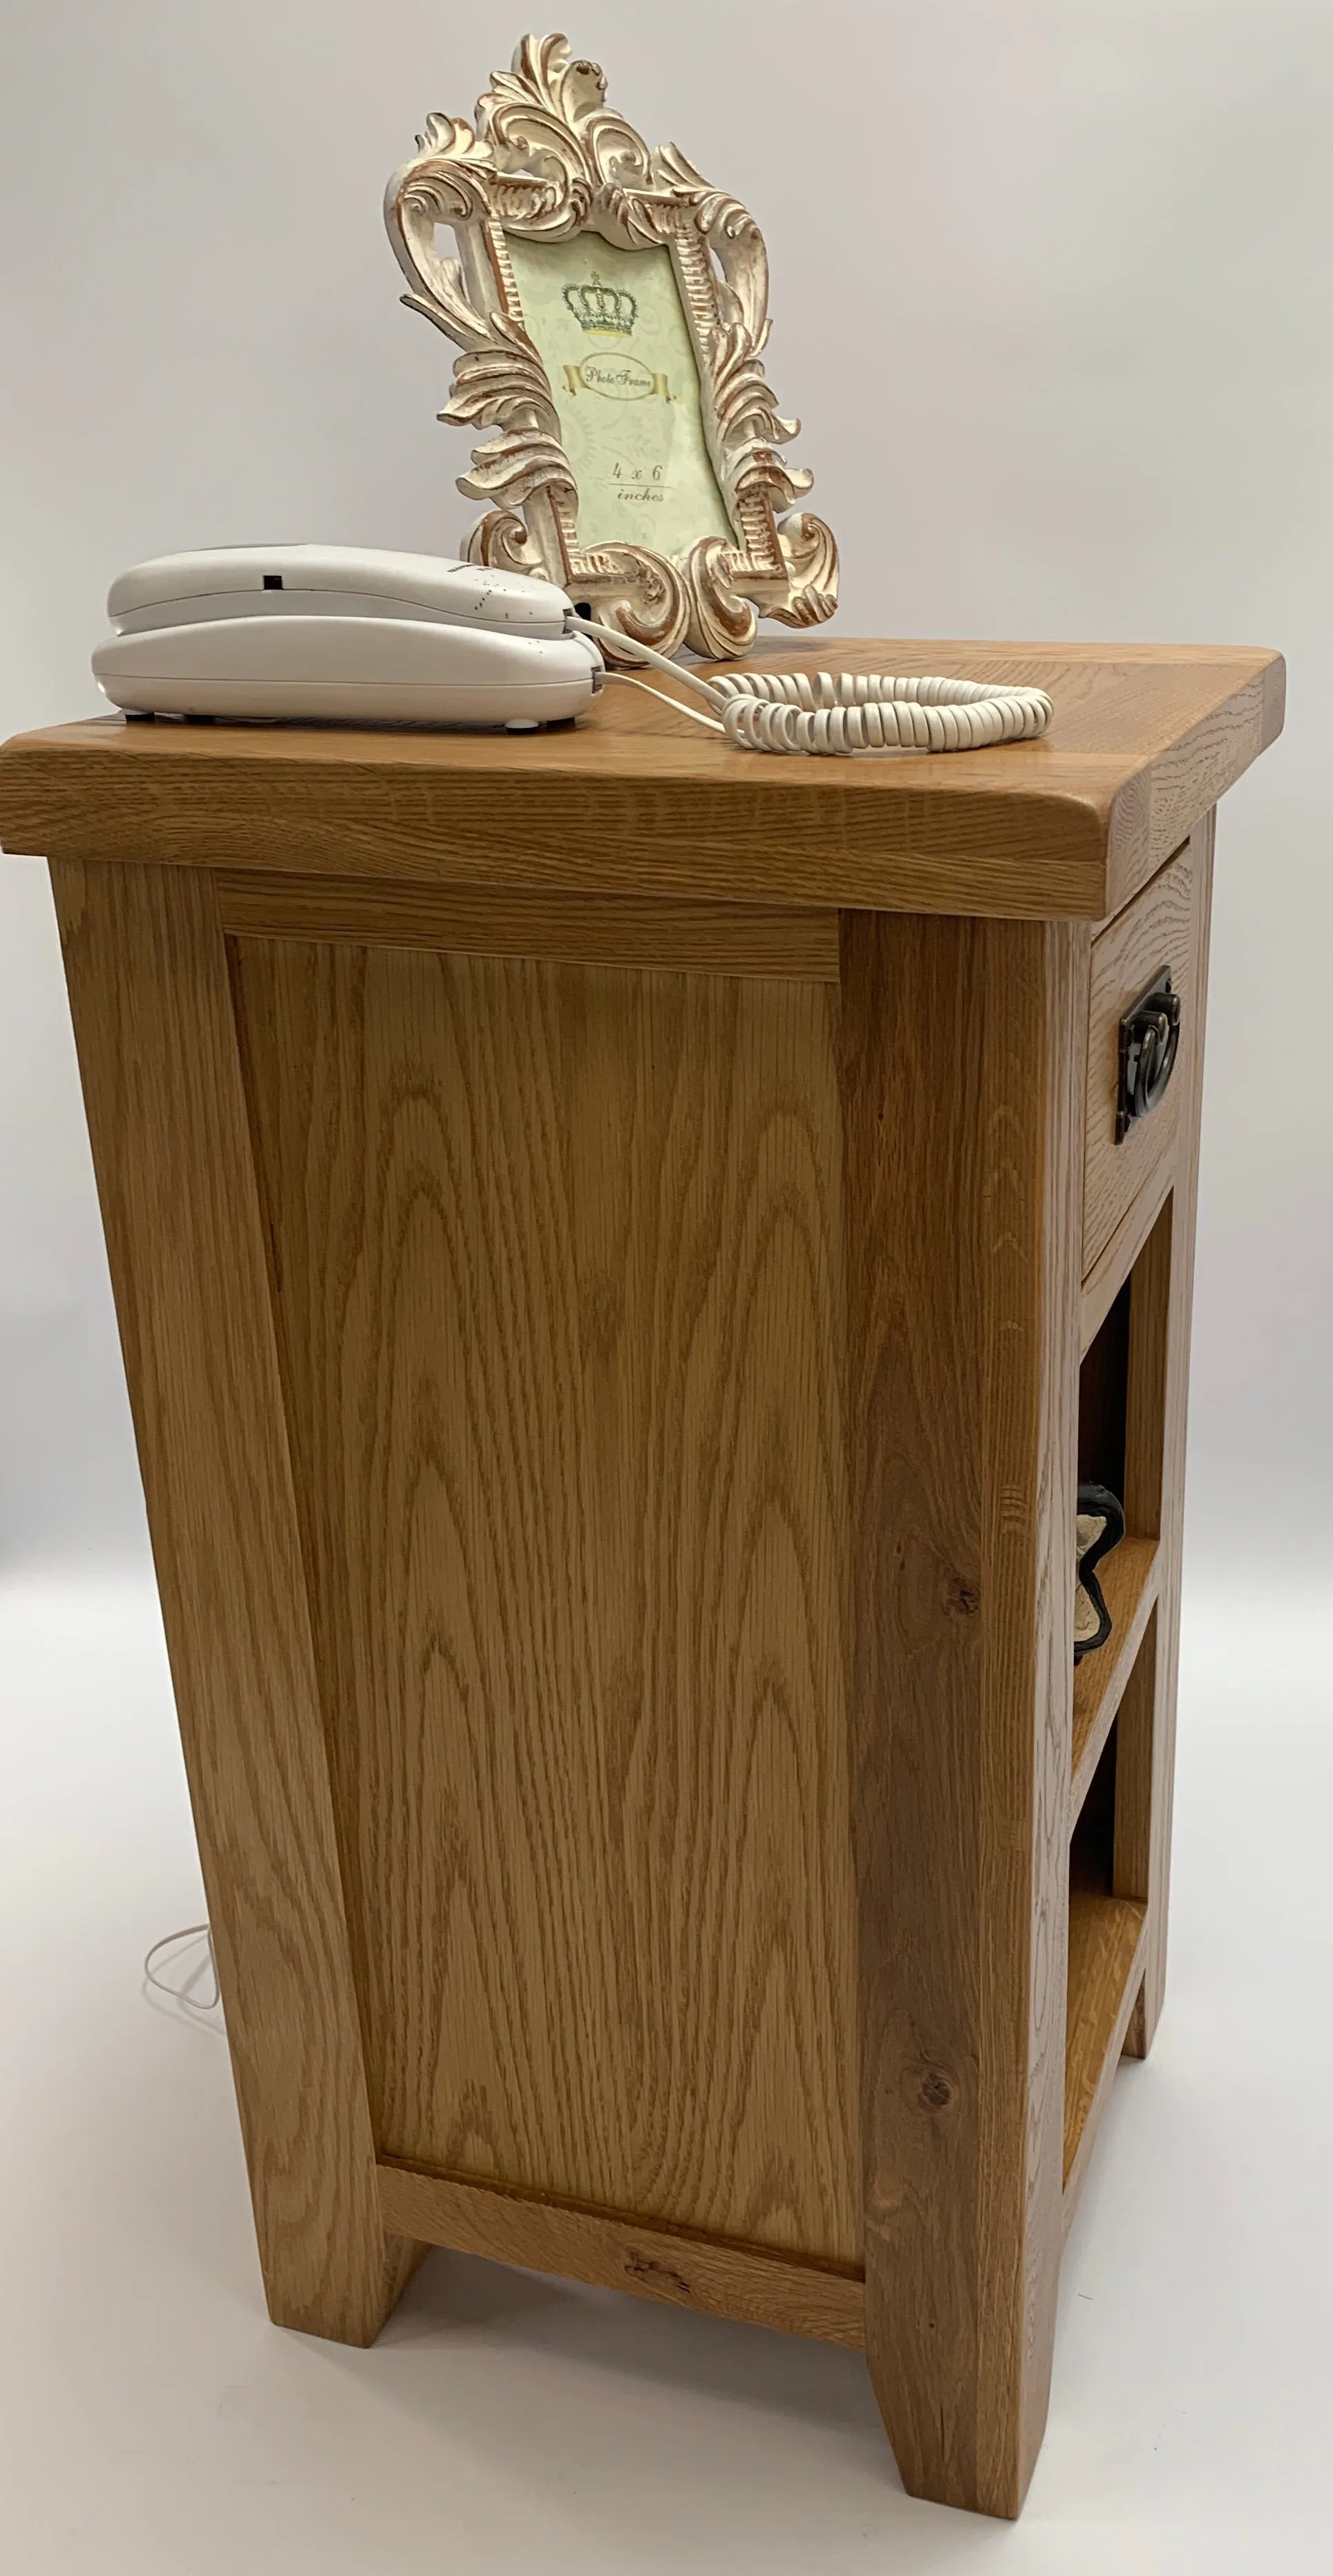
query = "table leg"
xmin=1121 ymin=810 xmax=1216 ymax=2055
xmin=840 ymin=910 xmax=1088 ymax=2516
xmin=52 ymin=856 xmax=424 ymax=2344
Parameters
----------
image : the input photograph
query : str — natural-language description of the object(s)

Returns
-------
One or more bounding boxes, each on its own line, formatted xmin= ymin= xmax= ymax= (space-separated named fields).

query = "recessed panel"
xmin=229 ymin=937 xmax=859 ymax=2266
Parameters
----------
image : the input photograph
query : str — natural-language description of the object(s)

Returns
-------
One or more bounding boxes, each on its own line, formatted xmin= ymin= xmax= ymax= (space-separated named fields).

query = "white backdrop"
xmin=1 ymin=0 xmax=1325 ymax=1576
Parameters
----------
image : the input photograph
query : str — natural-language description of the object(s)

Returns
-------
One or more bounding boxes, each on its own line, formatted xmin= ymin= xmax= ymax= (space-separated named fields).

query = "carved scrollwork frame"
xmin=384 ymin=32 xmax=838 ymax=658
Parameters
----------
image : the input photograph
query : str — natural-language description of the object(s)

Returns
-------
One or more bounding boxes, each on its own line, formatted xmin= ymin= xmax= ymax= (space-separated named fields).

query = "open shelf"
xmin=1078 ymin=1275 xmax=1130 ymax=1500
xmin=1063 ymin=1672 xmax=1153 ymax=2224
xmin=1070 ymin=1537 xmax=1160 ymax=1817
xmin=1063 ymin=1891 xmax=1147 ymax=2208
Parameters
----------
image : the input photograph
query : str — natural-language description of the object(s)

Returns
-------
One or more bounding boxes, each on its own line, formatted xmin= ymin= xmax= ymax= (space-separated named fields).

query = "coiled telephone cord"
xmin=583 ymin=620 xmax=1052 ymax=757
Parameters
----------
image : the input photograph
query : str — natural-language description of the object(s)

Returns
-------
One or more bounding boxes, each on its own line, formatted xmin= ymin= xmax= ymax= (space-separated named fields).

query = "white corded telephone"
xmin=93 ymin=545 xmax=1052 ymax=756
xmin=93 ymin=545 xmax=604 ymax=729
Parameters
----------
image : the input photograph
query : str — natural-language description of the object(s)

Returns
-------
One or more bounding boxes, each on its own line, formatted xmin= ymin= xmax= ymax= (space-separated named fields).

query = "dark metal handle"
xmin=1116 ymin=967 xmax=1182 ymax=1142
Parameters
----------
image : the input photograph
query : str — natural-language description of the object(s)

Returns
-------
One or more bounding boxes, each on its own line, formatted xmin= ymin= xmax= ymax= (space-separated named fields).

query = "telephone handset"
xmin=93 ymin=546 xmax=604 ymax=729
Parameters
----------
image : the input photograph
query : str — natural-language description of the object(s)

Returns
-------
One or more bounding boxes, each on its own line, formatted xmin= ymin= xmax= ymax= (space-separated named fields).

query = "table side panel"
xmin=227 ymin=934 xmax=861 ymax=2266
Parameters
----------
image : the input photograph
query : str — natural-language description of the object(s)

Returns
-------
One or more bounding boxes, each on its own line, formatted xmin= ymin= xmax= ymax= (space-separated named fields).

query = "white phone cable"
xmin=581 ymin=620 xmax=1052 ymax=757
xmin=144 ymin=1922 xmax=222 ymax=2018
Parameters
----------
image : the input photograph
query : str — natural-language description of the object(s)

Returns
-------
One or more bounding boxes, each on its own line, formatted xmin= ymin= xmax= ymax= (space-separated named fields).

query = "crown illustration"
xmin=562 ymin=271 xmax=637 ymax=337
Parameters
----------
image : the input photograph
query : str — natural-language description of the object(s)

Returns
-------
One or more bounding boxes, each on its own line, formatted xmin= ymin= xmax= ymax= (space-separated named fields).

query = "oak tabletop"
xmin=0 ymin=638 xmax=1284 ymax=921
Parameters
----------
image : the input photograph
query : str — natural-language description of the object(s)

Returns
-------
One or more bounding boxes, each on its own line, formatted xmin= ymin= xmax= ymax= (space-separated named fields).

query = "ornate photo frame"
xmin=384 ymin=32 xmax=838 ymax=658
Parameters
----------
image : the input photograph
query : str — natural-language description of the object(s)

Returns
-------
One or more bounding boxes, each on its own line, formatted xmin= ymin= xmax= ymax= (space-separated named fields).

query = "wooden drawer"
xmin=1082 ymin=832 xmax=1201 ymax=1275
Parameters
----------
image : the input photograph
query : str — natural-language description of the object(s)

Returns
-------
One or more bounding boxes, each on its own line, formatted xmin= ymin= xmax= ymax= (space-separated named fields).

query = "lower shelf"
xmin=1063 ymin=1891 xmax=1148 ymax=2213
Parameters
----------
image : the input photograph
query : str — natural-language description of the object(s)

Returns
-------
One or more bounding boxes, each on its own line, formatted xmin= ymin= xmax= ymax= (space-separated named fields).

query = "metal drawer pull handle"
xmin=1116 ymin=966 xmax=1182 ymax=1141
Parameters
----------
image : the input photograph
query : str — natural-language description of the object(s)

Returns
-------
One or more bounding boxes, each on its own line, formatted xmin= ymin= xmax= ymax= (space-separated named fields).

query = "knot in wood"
xmin=624 ymin=2249 xmax=693 ymax=2299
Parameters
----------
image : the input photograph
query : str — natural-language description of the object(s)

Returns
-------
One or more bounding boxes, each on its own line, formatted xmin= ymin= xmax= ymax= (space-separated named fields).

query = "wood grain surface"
xmin=1082 ymin=836 xmax=1198 ymax=1275
xmin=50 ymin=859 xmax=421 ymax=2342
xmin=1079 ymin=1153 xmax=1173 ymax=1348
xmin=1069 ymin=1539 xmax=1161 ymax=1819
xmin=1124 ymin=1194 xmax=1176 ymax=1542
xmin=377 ymin=2160 xmax=866 ymax=2347
xmin=1122 ymin=817 xmax=1215 ymax=2052
xmin=217 ymin=868 xmax=840 ymax=980
xmin=0 ymin=640 xmax=1282 ymax=922
xmin=31 ymin=656 xmax=1261 ymax=2517
xmin=1062 ymin=1892 xmax=1148 ymax=2215
xmin=228 ymin=935 xmax=860 ymax=2264
xmin=1111 ymin=1610 xmax=1159 ymax=1916
xmin=840 ymin=908 xmax=1087 ymax=2517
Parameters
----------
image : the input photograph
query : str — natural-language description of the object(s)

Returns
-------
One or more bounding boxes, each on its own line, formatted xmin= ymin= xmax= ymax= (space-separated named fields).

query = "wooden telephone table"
xmin=0 ymin=638 xmax=1283 ymax=2518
